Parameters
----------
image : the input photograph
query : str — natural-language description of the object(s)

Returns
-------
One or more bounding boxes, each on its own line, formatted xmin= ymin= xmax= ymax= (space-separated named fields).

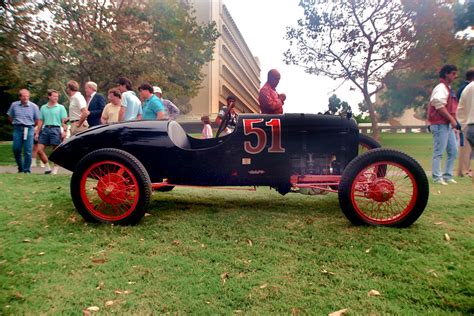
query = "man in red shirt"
xmin=259 ymin=69 xmax=286 ymax=114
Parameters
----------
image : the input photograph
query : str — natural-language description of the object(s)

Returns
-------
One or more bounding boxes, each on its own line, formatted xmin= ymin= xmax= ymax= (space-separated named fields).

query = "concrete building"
xmin=189 ymin=0 xmax=261 ymax=117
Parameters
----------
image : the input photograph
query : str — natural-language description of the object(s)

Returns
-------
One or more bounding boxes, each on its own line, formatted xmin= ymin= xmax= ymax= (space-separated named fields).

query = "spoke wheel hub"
xmin=96 ymin=173 xmax=129 ymax=205
xmin=367 ymin=178 xmax=395 ymax=202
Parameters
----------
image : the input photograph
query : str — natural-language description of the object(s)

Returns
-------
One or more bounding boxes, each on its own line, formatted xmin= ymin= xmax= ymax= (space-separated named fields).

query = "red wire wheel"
xmin=71 ymin=149 xmax=151 ymax=225
xmin=80 ymin=161 xmax=140 ymax=221
xmin=339 ymin=149 xmax=429 ymax=227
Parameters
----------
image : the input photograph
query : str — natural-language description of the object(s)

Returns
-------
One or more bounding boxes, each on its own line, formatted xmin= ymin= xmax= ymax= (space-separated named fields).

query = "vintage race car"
xmin=49 ymin=113 xmax=429 ymax=227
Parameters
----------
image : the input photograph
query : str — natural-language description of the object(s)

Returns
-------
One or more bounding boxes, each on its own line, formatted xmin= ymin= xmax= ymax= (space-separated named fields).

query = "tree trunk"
xmin=364 ymin=94 xmax=379 ymax=140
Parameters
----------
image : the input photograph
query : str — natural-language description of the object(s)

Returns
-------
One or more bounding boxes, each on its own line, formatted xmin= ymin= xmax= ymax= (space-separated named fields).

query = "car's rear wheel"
xmin=359 ymin=134 xmax=381 ymax=153
xmin=338 ymin=148 xmax=429 ymax=227
xmin=71 ymin=148 xmax=151 ymax=225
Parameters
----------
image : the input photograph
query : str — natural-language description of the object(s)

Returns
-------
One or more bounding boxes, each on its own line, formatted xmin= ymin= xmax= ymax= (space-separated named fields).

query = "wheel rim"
xmin=350 ymin=161 xmax=418 ymax=225
xmin=80 ymin=160 xmax=140 ymax=221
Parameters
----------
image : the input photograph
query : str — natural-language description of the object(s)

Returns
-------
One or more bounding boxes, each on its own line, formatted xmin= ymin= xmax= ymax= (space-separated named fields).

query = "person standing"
xmin=101 ymin=88 xmax=123 ymax=124
xmin=116 ymin=77 xmax=142 ymax=121
xmin=259 ymin=69 xmax=286 ymax=114
xmin=67 ymin=80 xmax=89 ymax=136
xmin=6 ymin=89 xmax=40 ymax=173
xmin=35 ymin=89 xmax=68 ymax=174
xmin=456 ymin=68 xmax=474 ymax=177
xmin=84 ymin=81 xmax=106 ymax=127
xmin=457 ymin=69 xmax=474 ymax=184
xmin=201 ymin=115 xmax=213 ymax=139
xmin=427 ymin=64 xmax=459 ymax=185
xmin=139 ymin=83 xmax=165 ymax=120
xmin=153 ymin=86 xmax=180 ymax=120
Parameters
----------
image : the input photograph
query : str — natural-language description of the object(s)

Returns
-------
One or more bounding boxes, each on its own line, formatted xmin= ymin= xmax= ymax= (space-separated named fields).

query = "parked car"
xmin=49 ymin=113 xmax=429 ymax=227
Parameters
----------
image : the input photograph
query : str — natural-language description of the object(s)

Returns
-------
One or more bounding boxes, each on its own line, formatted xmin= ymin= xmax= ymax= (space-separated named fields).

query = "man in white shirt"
xmin=457 ymin=68 xmax=474 ymax=184
xmin=427 ymin=64 xmax=458 ymax=185
xmin=153 ymin=86 xmax=180 ymax=120
xmin=67 ymin=80 xmax=89 ymax=135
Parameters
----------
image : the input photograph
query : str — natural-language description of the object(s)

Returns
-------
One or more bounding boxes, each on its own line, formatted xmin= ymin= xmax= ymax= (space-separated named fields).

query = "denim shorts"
xmin=39 ymin=126 xmax=61 ymax=146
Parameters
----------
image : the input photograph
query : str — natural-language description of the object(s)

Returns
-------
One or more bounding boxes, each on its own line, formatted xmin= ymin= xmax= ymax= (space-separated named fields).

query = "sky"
xmin=223 ymin=0 xmax=364 ymax=114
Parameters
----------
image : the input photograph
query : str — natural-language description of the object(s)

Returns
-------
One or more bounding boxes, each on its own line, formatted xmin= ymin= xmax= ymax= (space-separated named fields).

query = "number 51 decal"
xmin=243 ymin=118 xmax=285 ymax=154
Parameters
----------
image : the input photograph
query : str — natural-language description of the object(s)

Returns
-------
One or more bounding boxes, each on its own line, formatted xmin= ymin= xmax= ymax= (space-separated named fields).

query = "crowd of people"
xmin=7 ymin=77 xmax=180 ymax=174
xmin=11 ymin=65 xmax=472 ymax=183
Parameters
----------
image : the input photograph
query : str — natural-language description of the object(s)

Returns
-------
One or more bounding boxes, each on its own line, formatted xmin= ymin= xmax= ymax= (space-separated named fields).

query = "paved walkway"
xmin=0 ymin=165 xmax=71 ymax=175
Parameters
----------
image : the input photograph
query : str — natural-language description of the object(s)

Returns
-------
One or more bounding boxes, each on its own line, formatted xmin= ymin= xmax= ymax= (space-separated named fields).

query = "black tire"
xmin=359 ymin=134 xmax=381 ymax=153
xmin=338 ymin=148 xmax=429 ymax=227
xmin=70 ymin=148 xmax=152 ymax=225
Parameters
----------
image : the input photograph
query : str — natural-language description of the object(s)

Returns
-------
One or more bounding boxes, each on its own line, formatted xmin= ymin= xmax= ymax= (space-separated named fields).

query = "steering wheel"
xmin=215 ymin=108 xmax=232 ymax=138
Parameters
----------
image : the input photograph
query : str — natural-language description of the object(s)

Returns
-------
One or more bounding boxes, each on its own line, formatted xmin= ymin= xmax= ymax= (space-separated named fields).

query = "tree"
xmin=285 ymin=0 xmax=416 ymax=138
xmin=454 ymin=0 xmax=474 ymax=32
xmin=380 ymin=0 xmax=466 ymax=120
xmin=0 ymin=0 xmax=219 ymax=116
xmin=327 ymin=94 xmax=351 ymax=115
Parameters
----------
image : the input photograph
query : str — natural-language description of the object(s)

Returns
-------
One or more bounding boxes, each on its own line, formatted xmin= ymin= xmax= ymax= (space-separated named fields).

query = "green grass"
xmin=379 ymin=133 xmax=433 ymax=170
xmin=0 ymin=134 xmax=473 ymax=314
xmin=0 ymin=142 xmax=15 ymax=166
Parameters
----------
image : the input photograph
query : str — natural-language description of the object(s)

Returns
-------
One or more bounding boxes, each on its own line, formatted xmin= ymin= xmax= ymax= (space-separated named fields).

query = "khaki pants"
xmin=457 ymin=141 xmax=472 ymax=177
xmin=70 ymin=121 xmax=89 ymax=136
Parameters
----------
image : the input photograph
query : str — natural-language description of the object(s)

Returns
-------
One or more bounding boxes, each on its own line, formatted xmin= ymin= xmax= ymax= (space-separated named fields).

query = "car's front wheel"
xmin=338 ymin=148 xmax=429 ymax=227
xmin=70 ymin=148 xmax=152 ymax=225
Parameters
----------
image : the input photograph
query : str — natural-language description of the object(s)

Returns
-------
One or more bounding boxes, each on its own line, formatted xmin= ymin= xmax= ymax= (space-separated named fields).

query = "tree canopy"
xmin=0 ymin=0 xmax=219 ymax=118
xmin=380 ymin=0 xmax=469 ymax=121
xmin=285 ymin=0 xmax=416 ymax=138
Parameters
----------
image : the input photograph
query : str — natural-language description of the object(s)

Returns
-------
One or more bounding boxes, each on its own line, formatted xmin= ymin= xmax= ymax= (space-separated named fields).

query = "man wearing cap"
xmin=154 ymin=86 xmax=180 ymax=120
xmin=259 ymin=69 xmax=286 ymax=114
xmin=84 ymin=81 xmax=106 ymax=126
xmin=7 ymin=88 xmax=40 ymax=173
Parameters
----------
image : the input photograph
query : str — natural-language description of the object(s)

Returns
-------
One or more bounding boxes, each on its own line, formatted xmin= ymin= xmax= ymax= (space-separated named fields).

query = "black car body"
xmin=50 ymin=113 xmax=429 ymax=227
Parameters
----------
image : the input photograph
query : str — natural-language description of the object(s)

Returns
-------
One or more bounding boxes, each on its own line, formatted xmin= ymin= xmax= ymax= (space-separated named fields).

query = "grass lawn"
xmin=0 ymin=133 xmax=473 ymax=314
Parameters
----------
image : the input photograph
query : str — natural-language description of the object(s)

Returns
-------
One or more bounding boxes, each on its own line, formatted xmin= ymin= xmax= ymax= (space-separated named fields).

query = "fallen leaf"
xmin=96 ymin=282 xmax=104 ymax=290
xmin=434 ymin=222 xmax=445 ymax=225
xmin=220 ymin=272 xmax=229 ymax=284
xmin=15 ymin=292 xmax=24 ymax=299
xmin=172 ymin=240 xmax=181 ymax=246
xmin=328 ymin=308 xmax=349 ymax=316
xmin=368 ymin=289 xmax=381 ymax=297
xmin=105 ymin=300 xmax=114 ymax=306
xmin=127 ymin=281 xmax=136 ymax=285
xmin=427 ymin=269 xmax=438 ymax=277
xmin=259 ymin=283 xmax=268 ymax=289
xmin=123 ymin=290 xmax=132 ymax=294
xmin=365 ymin=248 xmax=371 ymax=253
xmin=38 ymin=252 xmax=45 ymax=256
xmin=247 ymin=239 xmax=253 ymax=247
xmin=291 ymin=307 xmax=301 ymax=315
xmin=144 ymin=213 xmax=151 ymax=217
xmin=444 ymin=233 xmax=451 ymax=241
xmin=86 ymin=306 xmax=100 ymax=312
xmin=83 ymin=310 xmax=91 ymax=316
xmin=92 ymin=258 xmax=106 ymax=264
xmin=114 ymin=290 xmax=122 ymax=294
xmin=23 ymin=239 xmax=31 ymax=243
xmin=234 ymin=310 xmax=243 ymax=314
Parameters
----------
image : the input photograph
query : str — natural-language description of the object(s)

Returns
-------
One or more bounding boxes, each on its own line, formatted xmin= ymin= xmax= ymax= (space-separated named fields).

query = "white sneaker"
xmin=447 ymin=179 xmax=457 ymax=184
xmin=51 ymin=166 xmax=59 ymax=175
xmin=433 ymin=179 xmax=448 ymax=185
xmin=40 ymin=161 xmax=45 ymax=168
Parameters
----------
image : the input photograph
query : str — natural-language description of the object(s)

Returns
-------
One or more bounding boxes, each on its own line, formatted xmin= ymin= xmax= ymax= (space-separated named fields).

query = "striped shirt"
xmin=7 ymin=101 xmax=40 ymax=126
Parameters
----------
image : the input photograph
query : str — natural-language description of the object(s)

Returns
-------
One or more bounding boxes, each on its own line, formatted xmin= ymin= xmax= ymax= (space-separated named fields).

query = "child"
xmin=201 ymin=115 xmax=213 ymax=139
